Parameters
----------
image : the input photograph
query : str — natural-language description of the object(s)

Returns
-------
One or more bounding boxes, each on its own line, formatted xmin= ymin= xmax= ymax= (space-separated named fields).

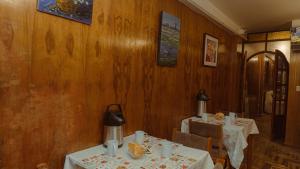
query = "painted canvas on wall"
xmin=158 ymin=12 xmax=181 ymax=66
xmin=291 ymin=27 xmax=300 ymax=51
xmin=203 ymin=33 xmax=218 ymax=67
xmin=291 ymin=27 xmax=300 ymax=43
xmin=37 ymin=0 xmax=93 ymax=24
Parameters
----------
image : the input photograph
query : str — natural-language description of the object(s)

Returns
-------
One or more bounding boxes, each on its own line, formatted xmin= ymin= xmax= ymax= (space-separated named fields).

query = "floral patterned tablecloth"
xmin=181 ymin=115 xmax=259 ymax=169
xmin=64 ymin=135 xmax=214 ymax=169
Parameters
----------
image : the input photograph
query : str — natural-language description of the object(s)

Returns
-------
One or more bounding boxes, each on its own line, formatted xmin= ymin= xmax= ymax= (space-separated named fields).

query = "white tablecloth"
xmin=181 ymin=115 xmax=259 ymax=169
xmin=64 ymin=135 xmax=214 ymax=169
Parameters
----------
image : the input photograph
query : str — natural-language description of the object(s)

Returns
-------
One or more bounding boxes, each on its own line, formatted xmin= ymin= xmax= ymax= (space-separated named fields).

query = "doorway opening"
xmin=243 ymin=50 xmax=289 ymax=142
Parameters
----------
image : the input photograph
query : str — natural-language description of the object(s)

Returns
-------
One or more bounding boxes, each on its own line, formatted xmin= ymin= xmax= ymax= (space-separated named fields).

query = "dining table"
xmin=181 ymin=114 xmax=259 ymax=169
xmin=63 ymin=134 xmax=214 ymax=169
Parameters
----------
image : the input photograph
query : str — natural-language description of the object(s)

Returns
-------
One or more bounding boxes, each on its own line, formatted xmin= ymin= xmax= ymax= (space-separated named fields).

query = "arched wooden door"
xmin=272 ymin=50 xmax=289 ymax=140
xmin=242 ymin=50 xmax=289 ymax=141
xmin=243 ymin=51 xmax=276 ymax=118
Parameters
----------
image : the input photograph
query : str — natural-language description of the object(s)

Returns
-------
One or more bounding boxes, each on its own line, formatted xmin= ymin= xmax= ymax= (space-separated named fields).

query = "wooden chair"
xmin=36 ymin=163 xmax=48 ymax=169
xmin=266 ymin=161 xmax=288 ymax=169
xmin=189 ymin=120 xmax=228 ymax=164
xmin=172 ymin=128 xmax=212 ymax=153
xmin=215 ymin=158 xmax=226 ymax=166
xmin=214 ymin=162 xmax=224 ymax=169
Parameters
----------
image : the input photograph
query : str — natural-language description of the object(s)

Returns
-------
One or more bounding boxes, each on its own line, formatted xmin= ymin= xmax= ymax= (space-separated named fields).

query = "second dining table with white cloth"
xmin=181 ymin=114 xmax=259 ymax=169
xmin=64 ymin=134 xmax=214 ymax=169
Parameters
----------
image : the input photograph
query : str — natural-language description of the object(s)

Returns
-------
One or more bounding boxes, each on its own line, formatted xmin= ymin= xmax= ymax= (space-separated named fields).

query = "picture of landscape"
xmin=291 ymin=27 xmax=300 ymax=43
xmin=158 ymin=11 xmax=181 ymax=66
xmin=37 ymin=0 xmax=93 ymax=24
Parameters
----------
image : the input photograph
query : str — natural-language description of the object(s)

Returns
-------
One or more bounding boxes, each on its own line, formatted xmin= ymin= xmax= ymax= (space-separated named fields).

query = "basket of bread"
xmin=128 ymin=142 xmax=145 ymax=159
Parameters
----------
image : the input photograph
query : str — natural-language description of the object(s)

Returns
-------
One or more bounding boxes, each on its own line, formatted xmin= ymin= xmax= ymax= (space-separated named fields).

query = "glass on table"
xmin=135 ymin=130 xmax=145 ymax=144
xmin=161 ymin=140 xmax=173 ymax=158
xmin=106 ymin=139 xmax=118 ymax=156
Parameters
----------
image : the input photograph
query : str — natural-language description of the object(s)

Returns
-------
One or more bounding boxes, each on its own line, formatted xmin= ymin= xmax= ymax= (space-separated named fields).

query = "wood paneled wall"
xmin=0 ymin=0 xmax=241 ymax=168
xmin=285 ymin=52 xmax=300 ymax=148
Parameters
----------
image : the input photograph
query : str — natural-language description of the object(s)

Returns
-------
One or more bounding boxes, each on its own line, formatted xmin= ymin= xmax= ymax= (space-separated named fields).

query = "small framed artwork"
xmin=203 ymin=33 xmax=219 ymax=67
xmin=291 ymin=27 xmax=300 ymax=51
xmin=157 ymin=11 xmax=181 ymax=66
xmin=37 ymin=0 xmax=93 ymax=25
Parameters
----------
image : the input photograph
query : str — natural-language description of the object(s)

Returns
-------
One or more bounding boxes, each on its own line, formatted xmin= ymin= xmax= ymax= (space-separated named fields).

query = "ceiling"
xmin=180 ymin=0 xmax=300 ymax=34
xmin=208 ymin=0 xmax=300 ymax=33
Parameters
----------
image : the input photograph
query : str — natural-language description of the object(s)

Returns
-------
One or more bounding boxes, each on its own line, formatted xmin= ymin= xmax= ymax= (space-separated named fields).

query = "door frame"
xmin=242 ymin=50 xmax=289 ymax=140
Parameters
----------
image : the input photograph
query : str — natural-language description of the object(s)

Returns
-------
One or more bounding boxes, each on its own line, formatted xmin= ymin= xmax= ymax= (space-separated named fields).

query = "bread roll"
xmin=215 ymin=112 xmax=225 ymax=120
xmin=128 ymin=142 xmax=145 ymax=159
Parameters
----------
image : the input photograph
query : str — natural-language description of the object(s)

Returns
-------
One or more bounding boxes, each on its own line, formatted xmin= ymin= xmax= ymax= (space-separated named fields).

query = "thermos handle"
xmin=106 ymin=104 xmax=122 ymax=112
xmin=106 ymin=104 xmax=124 ymax=123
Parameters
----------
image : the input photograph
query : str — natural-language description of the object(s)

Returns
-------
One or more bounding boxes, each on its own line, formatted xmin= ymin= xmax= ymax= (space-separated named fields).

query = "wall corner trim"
xmin=179 ymin=0 xmax=245 ymax=35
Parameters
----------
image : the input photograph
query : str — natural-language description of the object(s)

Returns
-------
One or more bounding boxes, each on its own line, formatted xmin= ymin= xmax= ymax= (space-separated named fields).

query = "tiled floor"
xmin=251 ymin=114 xmax=300 ymax=169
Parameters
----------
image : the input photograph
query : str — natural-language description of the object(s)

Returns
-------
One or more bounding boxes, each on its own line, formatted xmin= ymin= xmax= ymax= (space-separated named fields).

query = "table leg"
xmin=247 ymin=135 xmax=253 ymax=169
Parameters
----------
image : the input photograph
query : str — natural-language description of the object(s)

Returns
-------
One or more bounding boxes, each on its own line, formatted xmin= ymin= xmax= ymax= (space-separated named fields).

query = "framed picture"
xmin=291 ymin=27 xmax=300 ymax=51
xmin=37 ymin=0 xmax=93 ymax=25
xmin=291 ymin=27 xmax=300 ymax=43
xmin=157 ymin=11 xmax=181 ymax=66
xmin=203 ymin=33 xmax=219 ymax=67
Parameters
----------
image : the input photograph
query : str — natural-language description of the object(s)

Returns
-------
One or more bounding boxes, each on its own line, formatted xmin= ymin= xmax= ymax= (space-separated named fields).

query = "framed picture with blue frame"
xmin=157 ymin=11 xmax=181 ymax=67
xmin=37 ymin=0 xmax=93 ymax=25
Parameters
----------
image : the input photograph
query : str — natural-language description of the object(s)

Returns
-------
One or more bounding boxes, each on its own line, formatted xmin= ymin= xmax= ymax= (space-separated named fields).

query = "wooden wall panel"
xmin=0 ymin=0 xmax=34 ymax=168
xmin=0 ymin=0 xmax=241 ymax=168
xmin=285 ymin=52 xmax=300 ymax=148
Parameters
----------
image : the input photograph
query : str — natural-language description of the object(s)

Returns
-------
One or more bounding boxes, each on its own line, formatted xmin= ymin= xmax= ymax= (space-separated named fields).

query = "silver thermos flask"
xmin=197 ymin=90 xmax=209 ymax=117
xmin=103 ymin=104 xmax=125 ymax=147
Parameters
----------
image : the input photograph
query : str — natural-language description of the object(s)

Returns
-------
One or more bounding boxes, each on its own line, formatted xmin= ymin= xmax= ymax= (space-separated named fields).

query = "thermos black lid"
xmin=197 ymin=90 xmax=209 ymax=101
xmin=104 ymin=104 xmax=126 ymax=126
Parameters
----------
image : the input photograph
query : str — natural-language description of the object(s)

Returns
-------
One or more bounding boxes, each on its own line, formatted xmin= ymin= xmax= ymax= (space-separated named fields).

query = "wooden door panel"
xmin=272 ymin=50 xmax=289 ymax=140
